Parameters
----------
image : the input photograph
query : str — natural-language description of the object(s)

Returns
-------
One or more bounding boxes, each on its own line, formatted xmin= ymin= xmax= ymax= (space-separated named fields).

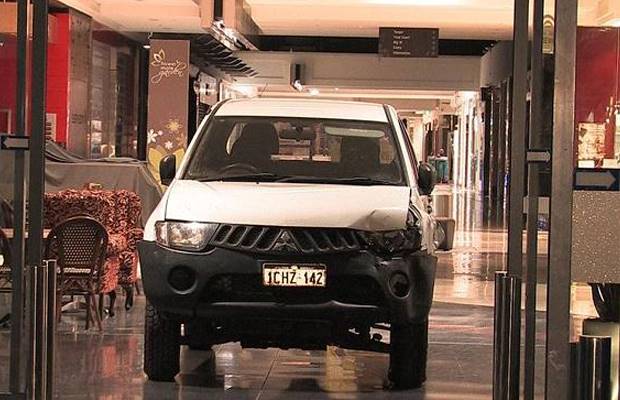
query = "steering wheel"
xmin=218 ymin=163 xmax=259 ymax=174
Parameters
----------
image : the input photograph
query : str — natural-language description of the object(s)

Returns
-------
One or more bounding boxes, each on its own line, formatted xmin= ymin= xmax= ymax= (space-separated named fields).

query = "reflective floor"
xmin=0 ymin=186 xmax=597 ymax=399
xmin=51 ymin=299 xmax=503 ymax=399
xmin=45 ymin=259 xmax=591 ymax=399
xmin=45 ymin=289 xmax=590 ymax=400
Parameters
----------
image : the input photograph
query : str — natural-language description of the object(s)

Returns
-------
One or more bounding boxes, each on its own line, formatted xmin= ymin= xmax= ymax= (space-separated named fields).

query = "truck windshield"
xmin=184 ymin=116 xmax=406 ymax=185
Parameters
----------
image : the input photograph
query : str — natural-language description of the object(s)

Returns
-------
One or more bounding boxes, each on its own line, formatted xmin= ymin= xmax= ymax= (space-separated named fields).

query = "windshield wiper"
xmin=329 ymin=177 xmax=397 ymax=185
xmin=196 ymin=173 xmax=285 ymax=182
xmin=276 ymin=176 xmax=396 ymax=185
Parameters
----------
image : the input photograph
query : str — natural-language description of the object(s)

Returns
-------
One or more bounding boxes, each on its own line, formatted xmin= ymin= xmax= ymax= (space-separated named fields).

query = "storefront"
xmin=575 ymin=26 xmax=620 ymax=168
xmin=0 ymin=6 xmax=144 ymax=159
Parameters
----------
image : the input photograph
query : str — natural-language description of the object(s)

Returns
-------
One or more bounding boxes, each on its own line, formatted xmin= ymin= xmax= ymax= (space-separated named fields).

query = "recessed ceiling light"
xmin=143 ymin=44 xmax=151 ymax=49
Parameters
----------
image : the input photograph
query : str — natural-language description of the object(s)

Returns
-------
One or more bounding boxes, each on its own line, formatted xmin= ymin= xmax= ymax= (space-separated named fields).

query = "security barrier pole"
xmin=546 ymin=0 xmax=578 ymax=397
xmin=33 ymin=264 xmax=48 ymax=400
xmin=27 ymin=0 xmax=50 ymax=398
xmin=493 ymin=272 xmax=523 ymax=400
xmin=506 ymin=275 xmax=522 ymax=400
xmin=571 ymin=342 xmax=582 ymax=400
xmin=579 ymin=335 xmax=612 ymax=400
xmin=23 ymin=261 xmax=55 ymax=400
xmin=45 ymin=260 xmax=57 ymax=400
xmin=493 ymin=272 xmax=509 ymax=400
xmin=504 ymin=0 xmax=530 ymax=395
xmin=523 ymin=0 xmax=546 ymax=397
xmin=25 ymin=265 xmax=37 ymax=399
xmin=8 ymin=0 xmax=31 ymax=396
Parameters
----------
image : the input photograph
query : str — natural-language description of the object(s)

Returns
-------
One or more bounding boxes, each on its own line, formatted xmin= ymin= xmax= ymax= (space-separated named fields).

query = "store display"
xmin=575 ymin=27 xmax=620 ymax=168
xmin=577 ymin=122 xmax=606 ymax=165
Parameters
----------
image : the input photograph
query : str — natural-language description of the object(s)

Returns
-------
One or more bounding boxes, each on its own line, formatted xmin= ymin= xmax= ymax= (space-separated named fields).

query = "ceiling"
xmin=245 ymin=0 xmax=601 ymax=40
xmin=56 ymin=0 xmax=203 ymax=34
xmin=57 ymin=0 xmax=603 ymax=40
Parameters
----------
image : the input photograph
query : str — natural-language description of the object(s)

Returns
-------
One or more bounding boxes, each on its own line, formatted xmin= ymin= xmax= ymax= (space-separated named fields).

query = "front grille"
xmin=210 ymin=224 xmax=362 ymax=254
xmin=202 ymin=274 xmax=384 ymax=306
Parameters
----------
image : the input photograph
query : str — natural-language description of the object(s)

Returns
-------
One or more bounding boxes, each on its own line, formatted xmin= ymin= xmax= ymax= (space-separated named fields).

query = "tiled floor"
xmin=24 ymin=246 xmax=590 ymax=399
xmin=50 ymin=298 xmax=506 ymax=400
xmin=0 ymin=186 xmax=597 ymax=399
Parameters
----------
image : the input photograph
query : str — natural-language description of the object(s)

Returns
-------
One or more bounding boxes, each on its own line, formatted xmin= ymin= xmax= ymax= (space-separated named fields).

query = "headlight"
xmin=360 ymin=208 xmax=422 ymax=256
xmin=155 ymin=221 xmax=217 ymax=251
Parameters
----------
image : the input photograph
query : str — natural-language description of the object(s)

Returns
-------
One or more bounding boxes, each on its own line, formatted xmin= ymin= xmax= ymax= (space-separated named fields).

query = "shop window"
xmin=89 ymin=39 xmax=138 ymax=159
xmin=575 ymin=24 xmax=620 ymax=168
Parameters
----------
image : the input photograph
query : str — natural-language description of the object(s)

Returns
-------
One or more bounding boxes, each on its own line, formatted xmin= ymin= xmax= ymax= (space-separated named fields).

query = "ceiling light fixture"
xmin=231 ymin=84 xmax=258 ymax=98
xmin=143 ymin=44 xmax=151 ymax=49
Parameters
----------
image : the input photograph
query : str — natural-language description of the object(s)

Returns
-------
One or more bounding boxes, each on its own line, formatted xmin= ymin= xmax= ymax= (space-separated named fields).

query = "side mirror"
xmin=159 ymin=154 xmax=177 ymax=186
xmin=417 ymin=162 xmax=436 ymax=196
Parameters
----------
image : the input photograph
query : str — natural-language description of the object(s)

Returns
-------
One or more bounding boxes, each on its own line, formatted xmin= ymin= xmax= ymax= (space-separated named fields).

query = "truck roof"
xmin=215 ymin=98 xmax=390 ymax=123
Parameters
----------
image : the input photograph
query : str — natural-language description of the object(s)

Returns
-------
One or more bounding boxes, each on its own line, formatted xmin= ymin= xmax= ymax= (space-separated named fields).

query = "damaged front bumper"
xmin=139 ymin=240 xmax=437 ymax=326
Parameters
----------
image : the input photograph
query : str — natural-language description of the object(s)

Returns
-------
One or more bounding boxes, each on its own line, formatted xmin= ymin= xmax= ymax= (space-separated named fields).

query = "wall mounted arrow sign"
xmin=574 ymin=168 xmax=620 ymax=191
xmin=0 ymin=135 xmax=29 ymax=151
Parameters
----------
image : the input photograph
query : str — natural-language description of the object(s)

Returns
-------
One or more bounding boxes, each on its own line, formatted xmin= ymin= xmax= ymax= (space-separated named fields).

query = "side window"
xmin=399 ymin=119 xmax=419 ymax=178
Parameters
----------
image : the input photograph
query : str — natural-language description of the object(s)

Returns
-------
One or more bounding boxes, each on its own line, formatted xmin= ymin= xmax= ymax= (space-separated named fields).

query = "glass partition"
xmin=0 ymin=2 xmax=24 ymax=393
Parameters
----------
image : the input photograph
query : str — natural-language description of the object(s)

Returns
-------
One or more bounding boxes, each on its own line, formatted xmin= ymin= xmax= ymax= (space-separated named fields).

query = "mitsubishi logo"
xmin=272 ymin=230 xmax=299 ymax=252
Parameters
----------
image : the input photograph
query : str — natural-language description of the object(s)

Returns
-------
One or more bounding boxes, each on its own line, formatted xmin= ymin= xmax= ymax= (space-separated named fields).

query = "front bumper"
xmin=138 ymin=240 xmax=436 ymax=325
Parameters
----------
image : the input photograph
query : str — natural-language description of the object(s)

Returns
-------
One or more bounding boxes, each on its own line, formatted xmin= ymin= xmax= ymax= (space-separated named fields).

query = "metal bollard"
xmin=580 ymin=335 xmax=612 ymax=400
xmin=571 ymin=342 xmax=582 ymax=400
xmin=506 ymin=274 xmax=522 ymax=400
xmin=46 ymin=259 xmax=57 ymax=400
xmin=494 ymin=272 xmax=509 ymax=400
xmin=34 ymin=263 xmax=48 ymax=400
xmin=493 ymin=272 xmax=522 ymax=400
xmin=24 ymin=260 xmax=56 ymax=400
xmin=25 ymin=264 xmax=37 ymax=398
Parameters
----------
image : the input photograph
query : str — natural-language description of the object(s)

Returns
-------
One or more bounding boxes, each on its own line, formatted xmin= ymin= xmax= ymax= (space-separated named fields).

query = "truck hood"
xmin=164 ymin=180 xmax=411 ymax=231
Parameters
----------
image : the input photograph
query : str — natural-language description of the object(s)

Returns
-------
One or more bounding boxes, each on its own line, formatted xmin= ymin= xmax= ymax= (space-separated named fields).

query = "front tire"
xmin=388 ymin=319 xmax=429 ymax=390
xmin=144 ymin=301 xmax=180 ymax=382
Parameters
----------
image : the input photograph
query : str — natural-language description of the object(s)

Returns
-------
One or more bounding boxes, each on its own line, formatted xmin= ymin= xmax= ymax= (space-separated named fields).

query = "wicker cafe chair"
xmin=45 ymin=217 xmax=108 ymax=330
xmin=0 ymin=229 xmax=12 ymax=293
xmin=43 ymin=190 xmax=122 ymax=316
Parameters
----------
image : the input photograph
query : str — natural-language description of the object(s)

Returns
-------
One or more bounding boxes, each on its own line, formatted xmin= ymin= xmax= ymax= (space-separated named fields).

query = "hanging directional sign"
xmin=574 ymin=168 xmax=620 ymax=191
xmin=379 ymin=28 xmax=439 ymax=58
xmin=0 ymin=135 xmax=29 ymax=150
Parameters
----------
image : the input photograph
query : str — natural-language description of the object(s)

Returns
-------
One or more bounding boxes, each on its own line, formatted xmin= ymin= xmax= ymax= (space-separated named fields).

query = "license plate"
xmin=262 ymin=263 xmax=326 ymax=287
